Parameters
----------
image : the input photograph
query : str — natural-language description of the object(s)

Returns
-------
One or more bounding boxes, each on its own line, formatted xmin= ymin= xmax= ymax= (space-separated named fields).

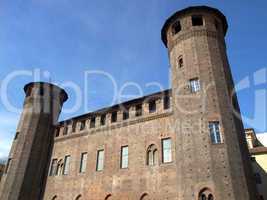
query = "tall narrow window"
xmin=5 ymin=158 xmax=12 ymax=174
xmin=63 ymin=126 xmax=68 ymax=135
xmin=123 ymin=108 xmax=129 ymax=120
xmin=121 ymin=146 xmax=129 ymax=169
xmin=90 ymin=117 xmax=96 ymax=128
xmin=135 ymin=104 xmax=142 ymax=117
xmin=55 ymin=128 xmax=60 ymax=137
xmin=80 ymin=152 xmax=88 ymax=173
xmin=100 ymin=114 xmax=106 ymax=126
xmin=147 ymin=144 xmax=158 ymax=166
xmin=178 ymin=56 xmax=184 ymax=68
xmin=163 ymin=96 xmax=170 ymax=110
xmin=162 ymin=138 xmax=172 ymax=163
xmin=72 ymin=121 xmax=76 ymax=132
xmin=172 ymin=20 xmax=181 ymax=35
xmin=63 ymin=155 xmax=70 ymax=175
xmin=149 ymin=100 xmax=156 ymax=113
xmin=111 ymin=112 xmax=117 ymax=123
xmin=96 ymin=150 xmax=104 ymax=171
xmin=209 ymin=122 xmax=222 ymax=144
xmin=14 ymin=132 xmax=20 ymax=140
xmin=80 ymin=120 xmax=86 ymax=131
xmin=49 ymin=158 xmax=58 ymax=176
xmin=192 ymin=15 xmax=203 ymax=26
xmin=189 ymin=78 xmax=201 ymax=93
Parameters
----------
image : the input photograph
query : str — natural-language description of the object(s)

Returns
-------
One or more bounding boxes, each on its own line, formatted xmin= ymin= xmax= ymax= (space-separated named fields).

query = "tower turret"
xmin=161 ymin=6 xmax=258 ymax=200
xmin=0 ymin=82 xmax=68 ymax=200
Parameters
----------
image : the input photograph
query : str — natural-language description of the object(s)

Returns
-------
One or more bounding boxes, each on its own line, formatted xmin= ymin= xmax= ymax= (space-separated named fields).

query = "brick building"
xmin=0 ymin=6 xmax=259 ymax=200
xmin=0 ymin=164 xmax=5 ymax=183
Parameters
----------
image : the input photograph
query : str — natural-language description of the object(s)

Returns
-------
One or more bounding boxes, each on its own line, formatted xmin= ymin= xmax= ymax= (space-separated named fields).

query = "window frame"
xmin=120 ymin=146 xmax=129 ymax=169
xmin=63 ymin=155 xmax=70 ymax=175
xmin=148 ymin=100 xmax=156 ymax=113
xmin=162 ymin=138 xmax=172 ymax=163
xmin=189 ymin=78 xmax=201 ymax=93
xmin=79 ymin=152 xmax=88 ymax=173
xmin=90 ymin=117 xmax=96 ymax=128
xmin=96 ymin=149 xmax=104 ymax=171
xmin=208 ymin=121 xmax=223 ymax=144
xmin=111 ymin=111 xmax=117 ymax=123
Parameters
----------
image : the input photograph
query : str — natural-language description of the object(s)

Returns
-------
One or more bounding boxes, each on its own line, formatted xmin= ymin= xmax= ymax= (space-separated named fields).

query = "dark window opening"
xmin=63 ymin=126 xmax=68 ymax=135
xmin=135 ymin=104 xmax=142 ymax=117
xmin=55 ymin=129 xmax=60 ymax=137
xmin=39 ymin=86 xmax=44 ymax=96
xmin=111 ymin=112 xmax=117 ymax=123
xmin=14 ymin=132 xmax=20 ymax=140
xmin=72 ymin=121 xmax=76 ymax=132
xmin=192 ymin=15 xmax=203 ymax=26
xmin=172 ymin=20 xmax=181 ymax=35
xmin=123 ymin=109 xmax=129 ymax=120
xmin=80 ymin=120 xmax=86 ymax=131
xmin=149 ymin=100 xmax=156 ymax=113
xmin=100 ymin=114 xmax=106 ymax=126
xmin=164 ymin=96 xmax=170 ymax=110
xmin=90 ymin=117 xmax=96 ymax=128
xmin=26 ymin=87 xmax=32 ymax=97
xmin=178 ymin=56 xmax=184 ymax=68
xmin=5 ymin=158 xmax=12 ymax=174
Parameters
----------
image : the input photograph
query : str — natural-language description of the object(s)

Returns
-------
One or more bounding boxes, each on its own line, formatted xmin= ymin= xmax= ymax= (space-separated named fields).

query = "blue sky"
xmin=0 ymin=0 xmax=267 ymax=159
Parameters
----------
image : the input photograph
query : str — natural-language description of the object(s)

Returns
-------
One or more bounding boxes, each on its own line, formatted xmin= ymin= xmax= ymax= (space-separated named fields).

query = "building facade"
xmin=0 ymin=164 xmax=5 ymax=183
xmin=0 ymin=6 xmax=259 ymax=200
xmin=246 ymin=129 xmax=267 ymax=200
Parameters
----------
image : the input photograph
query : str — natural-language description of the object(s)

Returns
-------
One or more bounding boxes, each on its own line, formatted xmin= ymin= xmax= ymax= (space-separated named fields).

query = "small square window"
xmin=111 ymin=112 xmax=117 ymax=123
xmin=149 ymin=100 xmax=156 ymax=113
xmin=135 ymin=104 xmax=142 ymax=117
xmin=123 ymin=108 xmax=129 ymax=120
xmin=192 ymin=15 xmax=203 ymax=26
xmin=90 ymin=117 xmax=96 ymax=128
xmin=189 ymin=78 xmax=201 ymax=93
xmin=172 ymin=20 xmax=181 ymax=35
xmin=100 ymin=114 xmax=106 ymax=126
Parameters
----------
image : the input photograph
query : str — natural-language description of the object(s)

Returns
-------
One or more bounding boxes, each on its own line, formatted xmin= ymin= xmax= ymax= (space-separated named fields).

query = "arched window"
xmin=52 ymin=195 xmax=57 ymax=200
xmin=75 ymin=194 xmax=82 ymax=200
xmin=147 ymin=144 xmax=158 ymax=166
xmin=140 ymin=193 xmax=149 ymax=200
xmin=105 ymin=194 xmax=112 ymax=200
xmin=199 ymin=188 xmax=214 ymax=200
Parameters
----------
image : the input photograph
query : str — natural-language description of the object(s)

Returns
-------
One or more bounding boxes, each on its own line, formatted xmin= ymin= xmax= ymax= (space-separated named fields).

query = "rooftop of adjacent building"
xmin=245 ymin=128 xmax=267 ymax=154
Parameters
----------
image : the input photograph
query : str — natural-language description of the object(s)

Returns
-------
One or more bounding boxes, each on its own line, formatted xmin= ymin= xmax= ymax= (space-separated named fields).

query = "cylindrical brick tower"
xmin=161 ymin=6 xmax=258 ymax=200
xmin=0 ymin=82 xmax=68 ymax=200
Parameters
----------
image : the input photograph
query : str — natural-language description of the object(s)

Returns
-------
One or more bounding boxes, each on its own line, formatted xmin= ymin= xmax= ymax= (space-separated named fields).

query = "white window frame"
xmin=63 ymin=155 xmax=70 ymax=175
xmin=190 ymin=78 xmax=201 ymax=93
xmin=121 ymin=146 xmax=129 ymax=169
xmin=162 ymin=138 xmax=172 ymax=163
xmin=96 ymin=150 xmax=104 ymax=171
xmin=80 ymin=152 xmax=88 ymax=173
xmin=209 ymin=122 xmax=222 ymax=144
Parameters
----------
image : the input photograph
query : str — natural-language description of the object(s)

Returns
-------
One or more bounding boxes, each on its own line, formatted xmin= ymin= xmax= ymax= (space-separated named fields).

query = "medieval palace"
xmin=0 ymin=6 xmax=259 ymax=200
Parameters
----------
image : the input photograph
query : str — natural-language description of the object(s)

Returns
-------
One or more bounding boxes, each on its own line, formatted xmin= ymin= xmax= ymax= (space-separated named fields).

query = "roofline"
xmin=59 ymin=89 xmax=171 ymax=124
xmin=161 ymin=6 xmax=228 ymax=47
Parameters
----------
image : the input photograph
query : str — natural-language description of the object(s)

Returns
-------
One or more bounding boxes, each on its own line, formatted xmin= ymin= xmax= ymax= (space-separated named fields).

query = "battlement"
xmin=54 ymin=89 xmax=172 ymax=140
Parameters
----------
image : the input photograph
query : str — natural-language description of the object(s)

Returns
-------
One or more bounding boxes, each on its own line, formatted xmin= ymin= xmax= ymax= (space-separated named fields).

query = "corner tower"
xmin=162 ymin=6 xmax=258 ymax=200
xmin=0 ymin=82 xmax=68 ymax=200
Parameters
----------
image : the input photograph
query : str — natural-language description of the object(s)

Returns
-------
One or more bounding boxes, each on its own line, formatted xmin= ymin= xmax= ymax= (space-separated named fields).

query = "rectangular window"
xmin=111 ymin=112 xmax=117 ymax=123
xmin=121 ymin=146 xmax=129 ymax=169
xmin=72 ymin=121 xmax=76 ymax=132
xmin=123 ymin=108 xmax=129 ymax=120
xmin=135 ymin=104 xmax=142 ymax=117
xmin=163 ymin=96 xmax=170 ymax=110
xmin=149 ymin=100 xmax=156 ymax=113
xmin=5 ymin=158 xmax=12 ymax=174
xmin=192 ymin=15 xmax=203 ymax=26
xmin=80 ymin=152 xmax=88 ymax=173
xmin=189 ymin=78 xmax=201 ymax=93
xmin=100 ymin=114 xmax=106 ymax=126
xmin=209 ymin=122 xmax=222 ymax=144
xmin=162 ymin=138 xmax=172 ymax=163
xmin=55 ymin=128 xmax=60 ymax=137
xmin=96 ymin=150 xmax=104 ymax=171
xmin=49 ymin=158 xmax=57 ymax=176
xmin=63 ymin=155 xmax=70 ymax=175
xmin=90 ymin=117 xmax=96 ymax=128
xmin=63 ymin=126 xmax=68 ymax=135
xmin=80 ymin=120 xmax=86 ymax=131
